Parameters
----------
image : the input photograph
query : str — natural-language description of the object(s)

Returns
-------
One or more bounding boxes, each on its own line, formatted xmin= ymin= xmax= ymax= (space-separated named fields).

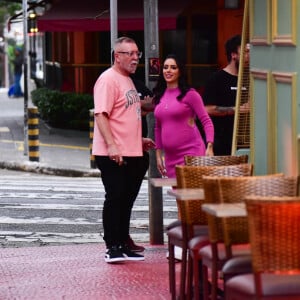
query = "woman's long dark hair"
xmin=153 ymin=54 xmax=191 ymax=105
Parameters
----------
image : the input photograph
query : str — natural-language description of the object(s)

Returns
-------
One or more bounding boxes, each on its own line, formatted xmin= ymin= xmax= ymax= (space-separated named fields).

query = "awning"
xmin=37 ymin=0 xmax=188 ymax=32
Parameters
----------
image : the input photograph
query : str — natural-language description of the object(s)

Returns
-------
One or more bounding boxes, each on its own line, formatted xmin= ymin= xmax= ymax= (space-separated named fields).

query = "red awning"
xmin=37 ymin=0 xmax=188 ymax=32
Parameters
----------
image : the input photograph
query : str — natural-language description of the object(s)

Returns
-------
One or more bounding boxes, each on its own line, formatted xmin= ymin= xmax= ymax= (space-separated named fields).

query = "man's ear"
xmin=111 ymin=51 xmax=115 ymax=63
xmin=231 ymin=52 xmax=238 ymax=61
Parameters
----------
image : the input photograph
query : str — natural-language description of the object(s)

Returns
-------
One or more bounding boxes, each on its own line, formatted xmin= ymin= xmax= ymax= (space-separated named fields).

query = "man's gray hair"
xmin=114 ymin=37 xmax=136 ymax=50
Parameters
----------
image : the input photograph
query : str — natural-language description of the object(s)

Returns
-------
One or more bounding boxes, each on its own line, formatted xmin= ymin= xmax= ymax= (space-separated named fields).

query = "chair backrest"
xmin=202 ymin=175 xmax=299 ymax=257
xmin=245 ymin=196 xmax=300 ymax=296
xmin=175 ymin=163 xmax=253 ymax=189
xmin=203 ymin=174 xmax=298 ymax=204
xmin=184 ymin=154 xmax=248 ymax=166
xmin=174 ymin=163 xmax=253 ymax=237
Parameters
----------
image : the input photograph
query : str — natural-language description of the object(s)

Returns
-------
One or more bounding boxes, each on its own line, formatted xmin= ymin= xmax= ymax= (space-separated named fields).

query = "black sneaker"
xmin=105 ymin=246 xmax=126 ymax=263
xmin=120 ymin=246 xmax=145 ymax=261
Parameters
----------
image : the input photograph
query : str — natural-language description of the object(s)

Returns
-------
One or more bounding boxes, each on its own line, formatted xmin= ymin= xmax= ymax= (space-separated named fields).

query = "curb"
xmin=0 ymin=161 xmax=100 ymax=177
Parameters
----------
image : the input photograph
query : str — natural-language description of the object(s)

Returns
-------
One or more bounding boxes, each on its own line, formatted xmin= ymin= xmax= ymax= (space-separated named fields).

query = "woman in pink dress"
xmin=153 ymin=54 xmax=214 ymax=178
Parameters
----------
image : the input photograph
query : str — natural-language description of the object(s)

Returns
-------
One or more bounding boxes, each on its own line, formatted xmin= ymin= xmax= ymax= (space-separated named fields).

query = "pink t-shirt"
xmin=92 ymin=68 xmax=143 ymax=156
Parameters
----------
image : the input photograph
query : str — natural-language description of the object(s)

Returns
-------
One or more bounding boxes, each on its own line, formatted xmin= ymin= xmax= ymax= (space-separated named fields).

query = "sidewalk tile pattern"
xmin=0 ymin=244 xmax=171 ymax=300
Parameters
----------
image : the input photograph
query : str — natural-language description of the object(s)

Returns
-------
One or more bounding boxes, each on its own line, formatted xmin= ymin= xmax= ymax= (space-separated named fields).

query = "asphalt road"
xmin=0 ymin=169 xmax=177 ymax=248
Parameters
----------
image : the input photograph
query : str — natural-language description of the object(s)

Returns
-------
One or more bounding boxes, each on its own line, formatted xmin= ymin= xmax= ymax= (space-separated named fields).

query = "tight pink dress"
xmin=154 ymin=87 xmax=214 ymax=178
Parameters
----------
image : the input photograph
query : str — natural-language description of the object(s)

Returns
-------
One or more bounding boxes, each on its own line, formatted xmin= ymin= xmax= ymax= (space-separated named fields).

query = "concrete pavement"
xmin=0 ymin=88 xmax=100 ymax=177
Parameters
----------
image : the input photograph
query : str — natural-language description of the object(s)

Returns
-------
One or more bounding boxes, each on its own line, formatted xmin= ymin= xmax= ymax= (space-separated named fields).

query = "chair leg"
xmin=191 ymin=253 xmax=201 ymax=300
xmin=180 ymin=246 xmax=187 ymax=299
xmin=187 ymin=253 xmax=193 ymax=300
xmin=168 ymin=241 xmax=176 ymax=300
xmin=211 ymin=260 xmax=218 ymax=300
xmin=191 ymin=253 xmax=200 ymax=300
xmin=202 ymin=264 xmax=209 ymax=300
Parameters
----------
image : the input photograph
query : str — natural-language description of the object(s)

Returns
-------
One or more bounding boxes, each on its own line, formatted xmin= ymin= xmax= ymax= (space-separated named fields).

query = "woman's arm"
xmin=187 ymin=90 xmax=215 ymax=146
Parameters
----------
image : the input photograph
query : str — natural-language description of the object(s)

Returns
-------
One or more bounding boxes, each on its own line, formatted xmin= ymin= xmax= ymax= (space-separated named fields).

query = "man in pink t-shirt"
xmin=93 ymin=37 xmax=155 ymax=263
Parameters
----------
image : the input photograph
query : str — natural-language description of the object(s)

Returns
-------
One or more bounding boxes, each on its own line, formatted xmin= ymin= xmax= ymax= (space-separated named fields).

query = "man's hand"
xmin=140 ymin=96 xmax=154 ymax=112
xmin=240 ymin=101 xmax=250 ymax=113
xmin=142 ymin=138 xmax=156 ymax=151
xmin=107 ymin=143 xmax=125 ymax=166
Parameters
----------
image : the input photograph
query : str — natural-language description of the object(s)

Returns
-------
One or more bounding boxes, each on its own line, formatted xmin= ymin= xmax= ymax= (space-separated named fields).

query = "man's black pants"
xmin=95 ymin=154 xmax=149 ymax=248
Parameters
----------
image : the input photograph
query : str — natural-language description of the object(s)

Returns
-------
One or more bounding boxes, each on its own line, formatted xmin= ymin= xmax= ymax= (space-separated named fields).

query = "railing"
xmin=44 ymin=61 xmax=219 ymax=94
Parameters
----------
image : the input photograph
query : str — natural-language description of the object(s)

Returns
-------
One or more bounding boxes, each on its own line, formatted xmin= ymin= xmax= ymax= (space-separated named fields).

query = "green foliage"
xmin=0 ymin=2 xmax=22 ymax=23
xmin=31 ymin=88 xmax=94 ymax=131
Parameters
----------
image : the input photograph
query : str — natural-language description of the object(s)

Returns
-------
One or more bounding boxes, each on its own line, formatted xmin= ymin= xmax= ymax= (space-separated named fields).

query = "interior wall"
xmin=217 ymin=0 xmax=245 ymax=68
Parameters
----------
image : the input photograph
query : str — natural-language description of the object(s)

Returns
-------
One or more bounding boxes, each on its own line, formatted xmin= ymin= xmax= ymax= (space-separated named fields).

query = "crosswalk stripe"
xmin=0 ymin=216 xmax=177 ymax=226
xmin=0 ymin=231 xmax=168 ymax=244
xmin=0 ymin=203 xmax=178 ymax=211
xmin=0 ymin=176 xmax=178 ymax=246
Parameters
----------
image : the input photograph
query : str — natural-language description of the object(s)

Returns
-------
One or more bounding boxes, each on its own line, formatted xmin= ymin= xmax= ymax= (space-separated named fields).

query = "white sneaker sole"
xmin=105 ymin=257 xmax=126 ymax=263
xmin=123 ymin=254 xmax=145 ymax=261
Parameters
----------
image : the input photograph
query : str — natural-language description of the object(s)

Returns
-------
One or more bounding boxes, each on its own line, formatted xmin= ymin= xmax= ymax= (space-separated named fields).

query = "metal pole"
xmin=144 ymin=0 xmax=164 ymax=245
xmin=22 ymin=0 xmax=28 ymax=156
xmin=110 ymin=0 xmax=118 ymax=65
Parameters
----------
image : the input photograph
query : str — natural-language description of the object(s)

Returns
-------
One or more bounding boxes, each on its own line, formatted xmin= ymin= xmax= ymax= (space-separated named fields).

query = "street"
xmin=0 ymin=169 xmax=177 ymax=247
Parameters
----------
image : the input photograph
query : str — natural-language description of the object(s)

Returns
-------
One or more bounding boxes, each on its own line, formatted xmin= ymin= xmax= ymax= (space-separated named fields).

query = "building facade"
xmin=249 ymin=0 xmax=300 ymax=176
xmin=36 ymin=0 xmax=245 ymax=94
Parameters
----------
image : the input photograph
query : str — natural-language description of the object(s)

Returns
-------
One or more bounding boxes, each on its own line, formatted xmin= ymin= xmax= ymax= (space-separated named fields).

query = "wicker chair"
xmin=167 ymin=154 xmax=248 ymax=232
xmin=226 ymin=196 xmax=300 ymax=300
xmin=195 ymin=175 xmax=299 ymax=300
xmin=184 ymin=154 xmax=248 ymax=166
xmin=168 ymin=163 xmax=253 ymax=300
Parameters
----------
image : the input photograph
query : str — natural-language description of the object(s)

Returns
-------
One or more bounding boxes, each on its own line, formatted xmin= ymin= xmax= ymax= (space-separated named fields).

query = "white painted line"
xmin=0 ymin=203 xmax=178 ymax=211
xmin=0 ymin=217 xmax=177 ymax=226
xmin=0 ymin=127 xmax=9 ymax=132
xmin=0 ymin=231 xmax=168 ymax=244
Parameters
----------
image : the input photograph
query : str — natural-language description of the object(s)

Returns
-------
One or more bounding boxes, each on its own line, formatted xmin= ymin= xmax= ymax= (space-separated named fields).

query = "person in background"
xmin=153 ymin=53 xmax=214 ymax=178
xmin=202 ymin=35 xmax=250 ymax=155
xmin=8 ymin=46 xmax=24 ymax=98
xmin=92 ymin=37 xmax=155 ymax=263
xmin=0 ymin=48 xmax=4 ymax=87
xmin=7 ymin=41 xmax=16 ymax=86
xmin=149 ymin=58 xmax=160 ymax=75
xmin=130 ymin=75 xmax=153 ymax=138
xmin=128 ymin=74 xmax=153 ymax=253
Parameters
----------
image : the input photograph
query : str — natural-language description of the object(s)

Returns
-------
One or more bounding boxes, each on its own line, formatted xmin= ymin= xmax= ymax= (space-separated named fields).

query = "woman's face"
xmin=162 ymin=58 xmax=180 ymax=87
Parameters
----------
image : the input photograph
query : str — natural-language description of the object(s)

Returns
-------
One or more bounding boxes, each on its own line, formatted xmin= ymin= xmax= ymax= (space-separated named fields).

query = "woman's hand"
xmin=205 ymin=142 xmax=214 ymax=156
xmin=156 ymin=150 xmax=167 ymax=177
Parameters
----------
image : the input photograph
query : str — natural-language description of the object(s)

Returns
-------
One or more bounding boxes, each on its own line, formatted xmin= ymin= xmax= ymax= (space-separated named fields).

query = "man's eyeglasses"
xmin=117 ymin=51 xmax=143 ymax=59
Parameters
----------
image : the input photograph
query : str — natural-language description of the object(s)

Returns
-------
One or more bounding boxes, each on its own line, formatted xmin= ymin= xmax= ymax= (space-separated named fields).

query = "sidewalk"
xmin=0 ymin=243 xmax=172 ymax=300
xmin=0 ymin=89 xmax=175 ymax=299
xmin=0 ymin=88 xmax=100 ymax=177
